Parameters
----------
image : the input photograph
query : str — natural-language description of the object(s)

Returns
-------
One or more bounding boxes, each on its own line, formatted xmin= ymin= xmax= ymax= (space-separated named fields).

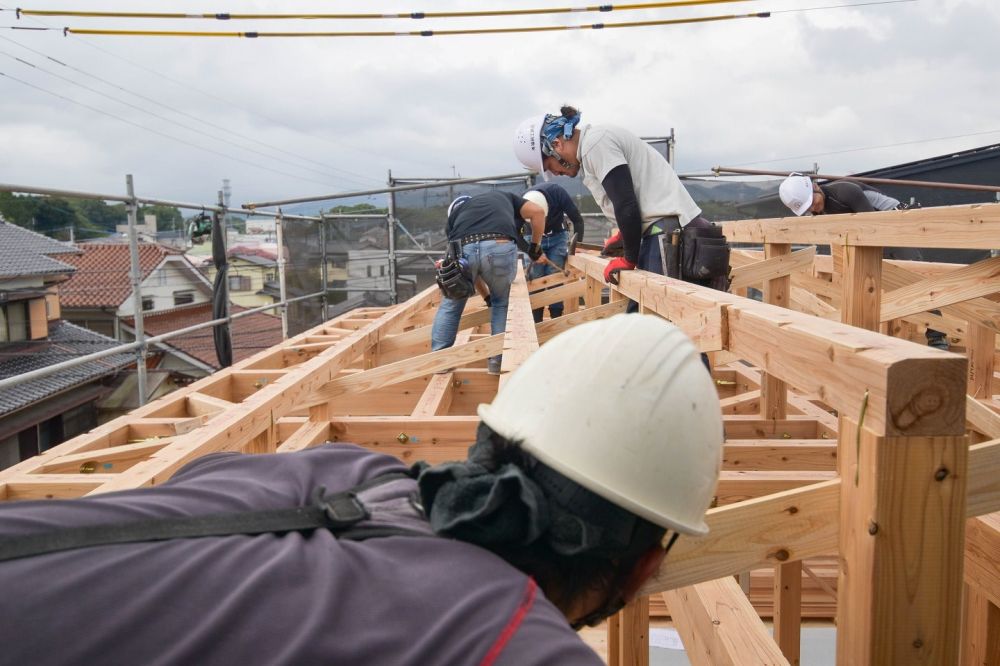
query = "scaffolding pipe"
xmin=0 ymin=289 xmax=326 ymax=393
xmin=243 ymin=171 xmax=534 ymax=209
xmin=320 ymin=219 xmax=329 ymax=322
xmin=386 ymin=170 xmax=398 ymax=305
xmin=125 ymin=174 xmax=148 ymax=407
xmin=712 ymin=167 xmax=1000 ymax=194
xmin=0 ymin=182 xmax=320 ymax=222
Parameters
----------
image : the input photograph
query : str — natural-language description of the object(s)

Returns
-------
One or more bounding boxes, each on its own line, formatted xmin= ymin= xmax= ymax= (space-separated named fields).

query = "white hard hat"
xmin=477 ymin=314 xmax=723 ymax=536
xmin=521 ymin=190 xmax=549 ymax=219
xmin=779 ymin=174 xmax=814 ymax=216
xmin=513 ymin=114 xmax=547 ymax=177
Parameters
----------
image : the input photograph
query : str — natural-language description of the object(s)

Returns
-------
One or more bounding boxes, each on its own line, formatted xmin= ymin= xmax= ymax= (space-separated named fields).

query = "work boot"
xmin=488 ymin=357 xmax=502 ymax=375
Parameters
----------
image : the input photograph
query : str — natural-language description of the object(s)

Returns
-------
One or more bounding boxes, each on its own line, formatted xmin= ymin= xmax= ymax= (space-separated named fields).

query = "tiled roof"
xmin=0 ymin=222 xmax=79 ymax=278
xmin=0 ymin=321 xmax=133 ymax=416
xmin=124 ymin=302 xmax=282 ymax=370
xmin=58 ymin=243 xmax=182 ymax=308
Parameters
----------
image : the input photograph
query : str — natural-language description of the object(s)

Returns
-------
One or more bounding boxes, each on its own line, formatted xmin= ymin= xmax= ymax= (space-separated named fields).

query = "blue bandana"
xmin=540 ymin=112 xmax=581 ymax=156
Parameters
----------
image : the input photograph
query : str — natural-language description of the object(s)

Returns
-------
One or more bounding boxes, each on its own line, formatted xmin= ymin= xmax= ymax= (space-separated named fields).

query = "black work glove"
xmin=527 ymin=243 xmax=544 ymax=261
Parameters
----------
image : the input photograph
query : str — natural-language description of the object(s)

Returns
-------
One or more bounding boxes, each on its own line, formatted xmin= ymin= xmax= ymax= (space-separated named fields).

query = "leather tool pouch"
xmin=435 ymin=241 xmax=476 ymax=300
xmin=681 ymin=223 xmax=731 ymax=288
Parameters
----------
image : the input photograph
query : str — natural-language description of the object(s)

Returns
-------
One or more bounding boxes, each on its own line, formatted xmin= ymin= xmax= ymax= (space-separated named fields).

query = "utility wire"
xmin=0 ymin=69 xmax=358 ymax=188
xmin=15 ymin=0 xmax=756 ymax=21
xmin=0 ymin=7 xmax=439 ymax=177
xmin=0 ymin=48 xmax=372 ymax=186
xmin=58 ymin=12 xmax=774 ymax=38
xmin=0 ymin=34 xmax=387 ymax=189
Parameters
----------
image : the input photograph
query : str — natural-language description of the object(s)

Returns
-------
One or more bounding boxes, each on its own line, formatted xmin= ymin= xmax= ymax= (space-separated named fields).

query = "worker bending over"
xmin=519 ymin=182 xmax=586 ymax=322
xmin=431 ymin=191 xmax=546 ymax=374
xmin=779 ymin=173 xmax=948 ymax=349
xmin=0 ymin=315 xmax=723 ymax=665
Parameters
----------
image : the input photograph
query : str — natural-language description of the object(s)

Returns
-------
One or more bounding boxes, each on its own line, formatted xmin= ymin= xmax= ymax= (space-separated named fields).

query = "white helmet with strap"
xmin=477 ymin=314 xmax=723 ymax=536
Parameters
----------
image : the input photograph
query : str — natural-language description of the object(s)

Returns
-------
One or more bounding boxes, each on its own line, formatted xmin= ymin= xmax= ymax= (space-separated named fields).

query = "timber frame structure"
xmin=1 ymin=201 xmax=999 ymax=665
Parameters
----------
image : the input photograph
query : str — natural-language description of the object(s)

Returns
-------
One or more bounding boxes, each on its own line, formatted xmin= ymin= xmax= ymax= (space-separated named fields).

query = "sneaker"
xmin=487 ymin=358 xmax=502 ymax=375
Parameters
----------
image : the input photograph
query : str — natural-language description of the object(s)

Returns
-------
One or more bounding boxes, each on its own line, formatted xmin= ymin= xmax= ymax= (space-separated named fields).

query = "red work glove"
xmin=601 ymin=231 xmax=624 ymax=257
xmin=603 ymin=257 xmax=636 ymax=285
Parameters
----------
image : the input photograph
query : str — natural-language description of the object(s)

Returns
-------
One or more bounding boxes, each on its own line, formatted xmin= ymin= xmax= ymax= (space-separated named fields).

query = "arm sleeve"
xmin=601 ymin=164 xmax=642 ymax=264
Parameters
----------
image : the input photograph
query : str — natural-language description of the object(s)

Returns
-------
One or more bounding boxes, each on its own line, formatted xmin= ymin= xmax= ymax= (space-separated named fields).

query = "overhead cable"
xmin=17 ymin=1 xmax=755 ymax=21
xmin=60 ymin=12 xmax=773 ymax=38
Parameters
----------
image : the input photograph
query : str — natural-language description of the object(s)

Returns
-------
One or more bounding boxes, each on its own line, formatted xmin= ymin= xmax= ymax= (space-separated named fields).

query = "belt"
xmin=643 ymin=216 xmax=681 ymax=237
xmin=461 ymin=233 xmax=510 ymax=244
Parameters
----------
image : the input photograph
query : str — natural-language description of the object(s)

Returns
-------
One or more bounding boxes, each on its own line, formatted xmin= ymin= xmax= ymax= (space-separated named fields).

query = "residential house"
xmin=200 ymin=246 xmax=280 ymax=309
xmin=59 ymin=242 xmax=213 ymax=339
xmin=0 ymin=221 xmax=133 ymax=470
xmin=121 ymin=303 xmax=283 ymax=378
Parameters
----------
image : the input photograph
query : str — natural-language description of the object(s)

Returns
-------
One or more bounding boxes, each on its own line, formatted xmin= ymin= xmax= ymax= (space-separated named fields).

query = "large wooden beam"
xmin=729 ymin=245 xmax=815 ymax=292
xmin=880 ymin=257 xmax=1000 ymax=322
xmin=882 ymin=262 xmax=1000 ymax=336
xmin=722 ymin=202 xmax=1000 ymax=249
xmin=665 ymin=577 xmax=790 ymax=666
xmin=500 ymin=263 xmax=539 ymax=386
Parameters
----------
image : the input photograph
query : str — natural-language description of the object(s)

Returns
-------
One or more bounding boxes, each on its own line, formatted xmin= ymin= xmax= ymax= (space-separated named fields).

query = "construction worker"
xmin=432 ymin=192 xmax=546 ymax=374
xmin=519 ymin=183 xmax=586 ymax=322
xmin=0 ymin=315 xmax=723 ymax=666
xmin=779 ymin=174 xmax=948 ymax=349
xmin=513 ymin=105 xmax=730 ymax=293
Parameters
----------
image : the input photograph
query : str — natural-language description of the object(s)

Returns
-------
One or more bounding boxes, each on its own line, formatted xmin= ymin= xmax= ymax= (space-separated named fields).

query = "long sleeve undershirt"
xmin=601 ymin=164 xmax=642 ymax=264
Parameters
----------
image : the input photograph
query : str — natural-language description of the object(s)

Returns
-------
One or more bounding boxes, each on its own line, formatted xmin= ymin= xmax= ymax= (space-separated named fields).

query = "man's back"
xmin=0 ymin=445 xmax=601 ymax=665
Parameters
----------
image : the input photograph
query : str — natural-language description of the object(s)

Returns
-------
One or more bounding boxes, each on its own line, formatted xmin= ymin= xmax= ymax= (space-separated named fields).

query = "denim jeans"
xmin=524 ymin=230 xmax=570 ymax=322
xmin=431 ymin=240 xmax=518 ymax=365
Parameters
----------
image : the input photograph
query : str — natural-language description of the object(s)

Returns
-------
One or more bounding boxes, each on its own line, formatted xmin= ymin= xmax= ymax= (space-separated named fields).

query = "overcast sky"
xmin=0 ymin=0 xmax=997 ymax=212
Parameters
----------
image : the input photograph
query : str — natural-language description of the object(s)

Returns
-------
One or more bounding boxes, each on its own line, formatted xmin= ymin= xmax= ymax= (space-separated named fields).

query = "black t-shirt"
xmin=447 ymin=191 xmax=527 ymax=242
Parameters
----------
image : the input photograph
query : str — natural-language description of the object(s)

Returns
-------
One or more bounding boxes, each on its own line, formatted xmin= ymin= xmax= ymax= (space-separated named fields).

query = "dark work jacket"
xmin=817 ymin=181 xmax=923 ymax=261
xmin=528 ymin=182 xmax=586 ymax=240
xmin=0 ymin=444 xmax=602 ymax=666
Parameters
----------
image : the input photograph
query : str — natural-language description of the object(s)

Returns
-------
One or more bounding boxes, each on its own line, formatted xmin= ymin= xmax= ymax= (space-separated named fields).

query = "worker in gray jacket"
xmin=0 ymin=315 xmax=723 ymax=666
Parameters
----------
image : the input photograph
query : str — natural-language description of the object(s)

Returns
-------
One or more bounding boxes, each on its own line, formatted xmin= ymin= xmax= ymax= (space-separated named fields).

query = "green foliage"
xmin=139 ymin=204 xmax=184 ymax=231
xmin=325 ymin=203 xmax=387 ymax=215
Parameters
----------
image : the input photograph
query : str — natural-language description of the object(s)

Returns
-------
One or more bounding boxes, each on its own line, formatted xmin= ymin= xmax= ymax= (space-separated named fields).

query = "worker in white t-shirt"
xmin=514 ymin=105 xmax=729 ymax=293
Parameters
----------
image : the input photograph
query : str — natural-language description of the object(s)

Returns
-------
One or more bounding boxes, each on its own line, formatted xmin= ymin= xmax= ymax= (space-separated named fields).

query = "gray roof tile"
xmin=0 ymin=222 xmax=79 ymax=278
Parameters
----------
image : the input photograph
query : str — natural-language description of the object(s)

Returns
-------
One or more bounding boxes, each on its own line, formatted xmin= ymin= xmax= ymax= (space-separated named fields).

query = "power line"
xmin=0 ymin=34 xmax=387 ymax=189
xmin=0 ymin=68 xmax=362 ymax=188
xmin=58 ymin=11 xmax=774 ymax=38
xmin=15 ymin=1 xmax=756 ymax=21
xmin=0 ymin=46 xmax=371 ymax=187
xmin=2 ymin=7 xmax=450 ymax=175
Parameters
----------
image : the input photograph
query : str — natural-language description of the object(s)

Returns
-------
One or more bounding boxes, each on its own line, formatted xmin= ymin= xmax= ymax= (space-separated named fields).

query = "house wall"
xmin=205 ymin=258 xmax=276 ymax=308
xmin=118 ymin=259 xmax=210 ymax=317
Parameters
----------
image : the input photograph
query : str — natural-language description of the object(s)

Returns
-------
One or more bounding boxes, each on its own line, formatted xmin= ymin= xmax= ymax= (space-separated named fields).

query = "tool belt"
xmin=435 ymin=240 xmax=476 ymax=300
xmin=460 ymin=232 xmax=509 ymax=245
xmin=651 ymin=217 xmax=731 ymax=290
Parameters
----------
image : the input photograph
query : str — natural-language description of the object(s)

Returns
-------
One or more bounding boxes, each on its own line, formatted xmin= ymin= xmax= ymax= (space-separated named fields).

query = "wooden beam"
xmin=967 ymin=439 xmax=1000 ymax=517
xmin=881 ymin=257 xmax=1000 ymax=322
xmin=276 ymin=421 xmax=330 ymax=453
xmin=773 ymin=560 xmax=803 ymax=666
xmin=729 ymin=245 xmax=814 ymax=292
xmin=961 ymin=583 xmax=1000 ymax=666
xmin=882 ymin=262 xmax=1000 ymax=336
xmin=968 ymin=396 xmax=1000 ymax=441
xmin=968 ymin=324 xmax=996 ymax=401
xmin=638 ymin=480 xmax=840 ymax=596
xmin=665 ymin=577 xmax=790 ymax=666
xmin=618 ymin=598 xmax=649 ymax=666
xmin=303 ymin=334 xmax=504 ymax=408
xmin=841 ymin=245 xmax=883 ymax=332
xmin=535 ymin=299 xmax=628 ymax=345
xmin=721 ymin=202 xmax=1000 ymax=249
xmin=964 ymin=513 xmax=1000 ymax=609
xmin=410 ymin=330 xmax=472 ymax=417
xmin=500 ymin=263 xmax=539 ymax=386
xmin=723 ymin=440 xmax=837 ymax=472
xmin=836 ymin=417 xmax=967 ymax=665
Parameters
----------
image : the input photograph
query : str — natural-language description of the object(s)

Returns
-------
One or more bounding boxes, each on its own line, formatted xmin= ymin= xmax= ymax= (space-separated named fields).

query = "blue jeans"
xmin=431 ymin=240 xmax=518 ymax=364
xmin=524 ymin=230 xmax=569 ymax=322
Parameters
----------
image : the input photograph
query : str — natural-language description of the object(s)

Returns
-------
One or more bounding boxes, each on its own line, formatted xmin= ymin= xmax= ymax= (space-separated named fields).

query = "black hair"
xmin=475 ymin=427 xmax=665 ymax=618
xmin=559 ymin=105 xmax=580 ymax=118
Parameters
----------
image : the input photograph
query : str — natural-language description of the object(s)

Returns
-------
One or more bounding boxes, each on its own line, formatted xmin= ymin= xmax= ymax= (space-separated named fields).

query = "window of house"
xmin=366 ymin=266 xmax=372 ymax=278
xmin=173 ymin=291 xmax=195 ymax=306
xmin=141 ymin=297 xmax=154 ymax=311
xmin=0 ymin=301 xmax=29 ymax=343
xmin=229 ymin=275 xmax=251 ymax=291
xmin=379 ymin=265 xmax=385 ymax=277
xmin=266 ymin=272 xmax=275 ymax=282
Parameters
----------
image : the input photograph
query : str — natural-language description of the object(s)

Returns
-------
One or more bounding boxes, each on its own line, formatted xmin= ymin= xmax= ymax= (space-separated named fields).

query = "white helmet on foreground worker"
xmin=478 ymin=314 xmax=723 ymax=536
xmin=779 ymin=173 xmax=815 ymax=216
xmin=520 ymin=190 xmax=549 ymax=220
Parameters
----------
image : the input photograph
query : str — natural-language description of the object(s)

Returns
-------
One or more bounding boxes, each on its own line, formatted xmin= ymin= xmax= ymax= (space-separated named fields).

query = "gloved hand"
xmin=603 ymin=257 xmax=636 ymax=285
xmin=527 ymin=243 xmax=544 ymax=261
xmin=602 ymin=231 xmax=624 ymax=257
